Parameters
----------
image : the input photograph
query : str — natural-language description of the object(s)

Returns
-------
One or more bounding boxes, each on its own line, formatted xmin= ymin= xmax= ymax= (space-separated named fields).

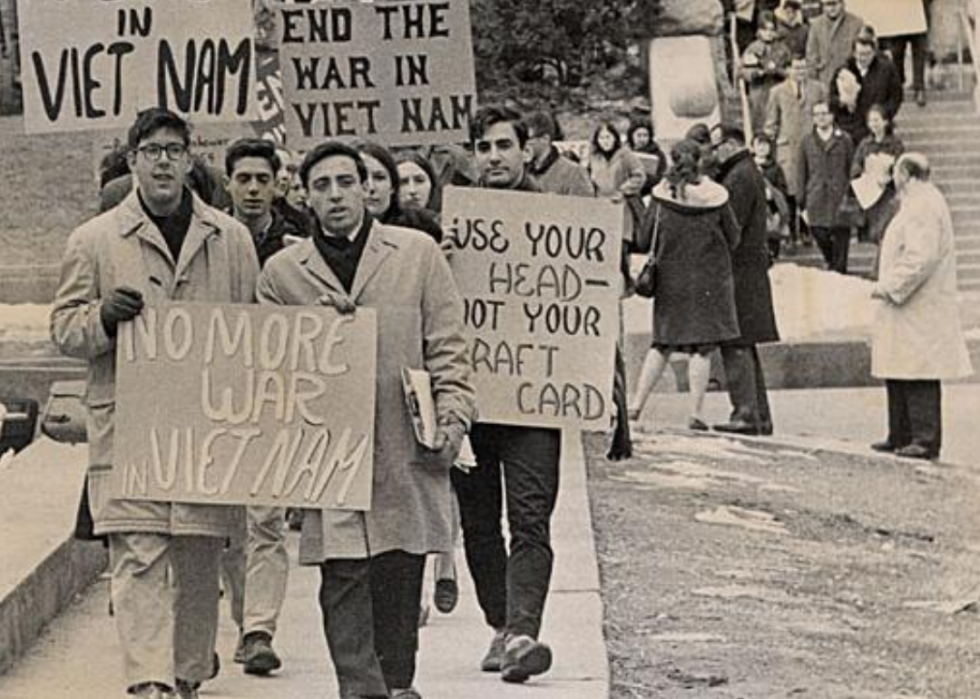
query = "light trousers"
xmin=221 ymin=506 xmax=288 ymax=637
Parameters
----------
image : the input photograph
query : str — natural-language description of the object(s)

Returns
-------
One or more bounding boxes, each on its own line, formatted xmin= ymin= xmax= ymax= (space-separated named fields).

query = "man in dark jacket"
xmin=712 ymin=125 xmax=781 ymax=436
xmin=449 ymin=104 xmax=559 ymax=685
xmin=523 ymin=111 xmax=594 ymax=197
xmin=830 ymin=29 xmax=904 ymax=145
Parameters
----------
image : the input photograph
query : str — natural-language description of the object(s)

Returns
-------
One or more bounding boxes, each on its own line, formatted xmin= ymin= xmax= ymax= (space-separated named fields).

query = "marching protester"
xmin=450 ymin=104 xmax=560 ymax=684
xmin=850 ymin=104 xmax=904 ymax=246
xmin=524 ymin=110 xmax=595 ymax=197
xmin=218 ymin=137 xmax=304 ymax=676
xmin=50 ymin=108 xmax=261 ymax=699
xmin=628 ymin=139 xmax=742 ymax=431
xmin=752 ymin=133 xmax=792 ymax=260
xmin=256 ymin=141 xmax=476 ymax=699
xmin=870 ymin=153 xmax=973 ymax=460
xmin=800 ymin=100 xmax=856 ymax=273
xmin=712 ymin=125 xmax=781 ymax=436
xmin=830 ymin=28 xmax=904 ymax=146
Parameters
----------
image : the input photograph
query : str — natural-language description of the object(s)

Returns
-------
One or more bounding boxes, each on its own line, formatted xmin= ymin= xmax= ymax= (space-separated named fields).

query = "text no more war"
xmin=116 ymin=306 xmax=371 ymax=508
xmin=448 ymin=215 xmax=615 ymax=423
xmin=281 ymin=1 xmax=473 ymax=139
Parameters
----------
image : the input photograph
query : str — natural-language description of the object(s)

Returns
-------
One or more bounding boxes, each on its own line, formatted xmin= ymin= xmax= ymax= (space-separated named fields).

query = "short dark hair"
xmin=718 ymin=124 xmax=746 ymax=146
xmin=758 ymin=10 xmax=776 ymax=30
xmin=127 ymin=108 xmax=191 ymax=150
xmin=523 ymin=111 xmax=558 ymax=141
xmin=299 ymin=141 xmax=368 ymax=189
xmin=470 ymin=104 xmax=528 ymax=148
xmin=855 ymin=26 xmax=878 ymax=50
xmin=225 ymin=138 xmax=281 ymax=176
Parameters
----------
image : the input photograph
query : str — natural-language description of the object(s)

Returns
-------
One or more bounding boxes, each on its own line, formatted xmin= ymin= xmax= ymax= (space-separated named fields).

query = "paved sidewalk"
xmin=0 ymin=431 xmax=608 ymax=699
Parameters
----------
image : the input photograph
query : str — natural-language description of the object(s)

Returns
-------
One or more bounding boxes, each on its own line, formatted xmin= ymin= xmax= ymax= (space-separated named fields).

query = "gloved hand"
xmin=426 ymin=416 xmax=467 ymax=470
xmin=318 ymin=292 xmax=357 ymax=314
xmin=100 ymin=286 xmax=144 ymax=336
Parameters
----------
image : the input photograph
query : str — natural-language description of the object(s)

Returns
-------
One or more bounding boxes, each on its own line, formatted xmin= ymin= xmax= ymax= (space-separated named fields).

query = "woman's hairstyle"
xmin=591 ymin=120 xmax=622 ymax=156
xmin=353 ymin=141 xmax=400 ymax=217
xmin=665 ymin=139 xmax=703 ymax=199
xmin=394 ymin=149 xmax=439 ymax=210
xmin=685 ymin=122 xmax=712 ymax=146
xmin=866 ymin=103 xmax=893 ymax=135
xmin=626 ymin=117 xmax=655 ymax=150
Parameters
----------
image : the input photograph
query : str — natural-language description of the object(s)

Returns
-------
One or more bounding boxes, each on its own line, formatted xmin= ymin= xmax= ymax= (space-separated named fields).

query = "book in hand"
xmin=402 ymin=368 xmax=438 ymax=449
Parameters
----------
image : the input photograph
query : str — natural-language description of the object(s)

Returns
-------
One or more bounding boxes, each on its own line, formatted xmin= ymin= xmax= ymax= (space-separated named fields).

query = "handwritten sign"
xmin=113 ymin=303 xmax=377 ymax=510
xmin=18 ymin=0 xmax=257 ymax=133
xmin=442 ymin=187 xmax=623 ymax=429
xmin=277 ymin=0 xmax=476 ymax=149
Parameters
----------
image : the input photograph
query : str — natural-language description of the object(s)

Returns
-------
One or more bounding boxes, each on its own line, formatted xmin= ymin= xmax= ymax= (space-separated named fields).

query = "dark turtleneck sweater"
xmin=311 ymin=213 xmax=373 ymax=293
xmin=140 ymin=188 xmax=193 ymax=262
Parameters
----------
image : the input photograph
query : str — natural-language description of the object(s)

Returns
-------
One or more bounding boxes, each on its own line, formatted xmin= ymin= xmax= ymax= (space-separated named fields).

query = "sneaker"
xmin=480 ymin=629 xmax=507 ymax=672
xmin=130 ymin=683 xmax=174 ymax=698
xmin=500 ymin=635 xmax=552 ymax=683
xmin=433 ymin=578 xmax=459 ymax=614
xmin=174 ymin=679 xmax=199 ymax=699
xmin=243 ymin=632 xmax=282 ymax=675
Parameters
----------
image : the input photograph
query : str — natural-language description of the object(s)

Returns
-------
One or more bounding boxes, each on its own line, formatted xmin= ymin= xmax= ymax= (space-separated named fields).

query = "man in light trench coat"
xmin=255 ymin=140 xmax=476 ymax=699
xmin=870 ymin=152 xmax=973 ymax=460
xmin=50 ymin=108 xmax=260 ymax=699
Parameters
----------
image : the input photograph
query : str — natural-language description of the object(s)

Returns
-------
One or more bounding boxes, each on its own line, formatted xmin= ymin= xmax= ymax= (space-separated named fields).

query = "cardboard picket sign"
xmin=276 ymin=0 xmax=477 ymax=149
xmin=112 ymin=303 xmax=377 ymax=510
xmin=18 ymin=0 xmax=258 ymax=133
xmin=848 ymin=0 xmax=927 ymax=38
xmin=441 ymin=187 xmax=623 ymax=430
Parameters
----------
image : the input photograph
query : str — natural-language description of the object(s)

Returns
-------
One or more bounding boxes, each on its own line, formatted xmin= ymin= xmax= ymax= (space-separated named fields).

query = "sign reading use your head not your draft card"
xmin=441 ymin=187 xmax=623 ymax=429
xmin=112 ymin=303 xmax=377 ymax=510
xmin=18 ymin=0 xmax=258 ymax=133
xmin=276 ymin=0 xmax=476 ymax=149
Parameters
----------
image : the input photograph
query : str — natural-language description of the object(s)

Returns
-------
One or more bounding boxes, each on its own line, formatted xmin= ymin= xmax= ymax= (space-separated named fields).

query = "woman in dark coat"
xmin=628 ymin=140 xmax=741 ymax=430
xmin=851 ymin=103 xmax=904 ymax=244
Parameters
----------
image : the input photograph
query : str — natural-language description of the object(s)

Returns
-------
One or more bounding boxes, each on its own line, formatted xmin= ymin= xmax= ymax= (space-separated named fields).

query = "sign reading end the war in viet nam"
xmin=112 ymin=304 xmax=377 ymax=510
xmin=277 ymin=0 xmax=476 ymax=150
xmin=442 ymin=187 xmax=623 ymax=429
xmin=17 ymin=0 xmax=258 ymax=134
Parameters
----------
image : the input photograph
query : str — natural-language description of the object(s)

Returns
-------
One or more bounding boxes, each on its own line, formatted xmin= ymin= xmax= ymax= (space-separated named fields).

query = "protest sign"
xmin=18 ymin=0 xmax=257 ymax=133
xmin=113 ymin=303 xmax=377 ymax=510
xmin=277 ymin=0 xmax=476 ymax=149
xmin=848 ymin=0 xmax=927 ymax=38
xmin=442 ymin=187 xmax=623 ymax=429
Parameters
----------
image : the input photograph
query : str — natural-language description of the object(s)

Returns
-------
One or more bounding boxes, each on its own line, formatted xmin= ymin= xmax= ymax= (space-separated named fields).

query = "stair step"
xmin=898 ymin=140 xmax=980 ymax=153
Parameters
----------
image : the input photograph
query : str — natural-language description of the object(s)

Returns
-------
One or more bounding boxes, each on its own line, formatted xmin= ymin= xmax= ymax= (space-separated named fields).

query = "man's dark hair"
xmin=855 ymin=26 xmax=878 ymax=50
xmin=299 ymin=141 xmax=368 ymax=188
xmin=718 ymin=124 xmax=746 ymax=146
xmin=127 ymin=108 xmax=192 ymax=150
xmin=470 ymin=104 xmax=528 ymax=148
xmin=225 ymin=138 xmax=281 ymax=176
xmin=523 ymin=111 xmax=558 ymax=141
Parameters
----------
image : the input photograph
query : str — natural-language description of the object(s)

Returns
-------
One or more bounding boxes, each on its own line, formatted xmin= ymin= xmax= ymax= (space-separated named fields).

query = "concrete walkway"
xmin=0 ymin=431 xmax=608 ymax=699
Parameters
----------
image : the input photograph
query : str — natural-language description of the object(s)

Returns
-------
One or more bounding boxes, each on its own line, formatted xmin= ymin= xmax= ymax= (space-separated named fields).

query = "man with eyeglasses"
xmin=50 ymin=108 xmax=260 ymax=699
xmin=805 ymin=0 xmax=864 ymax=85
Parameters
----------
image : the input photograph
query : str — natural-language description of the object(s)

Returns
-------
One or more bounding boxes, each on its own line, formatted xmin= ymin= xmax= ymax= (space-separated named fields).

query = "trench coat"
xmin=716 ymin=151 xmax=781 ymax=345
xmin=871 ymin=180 xmax=973 ymax=380
xmin=765 ymin=78 xmax=828 ymax=198
xmin=800 ymin=127 xmax=855 ymax=228
xmin=805 ymin=11 xmax=864 ymax=85
xmin=49 ymin=190 xmax=260 ymax=537
xmin=255 ymin=222 xmax=476 ymax=563
xmin=635 ymin=180 xmax=741 ymax=347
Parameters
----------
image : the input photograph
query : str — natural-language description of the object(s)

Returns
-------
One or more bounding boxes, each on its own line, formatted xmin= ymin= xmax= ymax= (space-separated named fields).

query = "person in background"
xmin=752 ymin=133 xmax=792 ymax=260
xmin=870 ymin=152 xmax=972 ymax=460
xmin=765 ymin=54 xmax=828 ymax=247
xmin=741 ymin=11 xmax=793 ymax=135
xmin=419 ymin=143 xmax=478 ymax=214
xmin=712 ymin=125 xmax=781 ymax=436
xmin=522 ymin=111 xmax=595 ymax=197
xmin=686 ymin=123 xmax=722 ymax=180
xmin=775 ymin=0 xmax=809 ymax=58
xmin=626 ymin=117 xmax=668 ymax=197
xmin=628 ymin=140 xmax=742 ymax=431
xmin=257 ymin=141 xmax=475 ymax=699
xmin=355 ymin=142 xmax=443 ymax=242
xmin=800 ymin=100 xmax=855 ymax=273
xmin=850 ymin=104 xmax=904 ymax=246
xmin=396 ymin=150 xmax=442 ymax=216
xmin=588 ymin=121 xmax=646 ymax=202
xmin=830 ymin=28 xmax=904 ymax=146
xmin=805 ymin=0 xmax=864 ymax=86
xmin=883 ymin=0 xmax=933 ymax=106
xmin=50 ymin=108 xmax=260 ymax=699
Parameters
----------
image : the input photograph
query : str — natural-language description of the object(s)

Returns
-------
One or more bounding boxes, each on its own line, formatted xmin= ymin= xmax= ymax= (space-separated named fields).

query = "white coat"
xmin=871 ymin=180 xmax=973 ymax=380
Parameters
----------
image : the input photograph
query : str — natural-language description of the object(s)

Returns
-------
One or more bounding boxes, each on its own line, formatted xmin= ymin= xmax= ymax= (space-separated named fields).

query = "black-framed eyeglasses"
xmin=136 ymin=143 xmax=187 ymax=161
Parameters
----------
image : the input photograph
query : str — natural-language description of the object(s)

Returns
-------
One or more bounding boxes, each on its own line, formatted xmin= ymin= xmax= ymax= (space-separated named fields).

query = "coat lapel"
xmin=299 ymin=241 xmax=347 ymax=295
xmin=349 ymin=222 xmax=395 ymax=303
xmin=174 ymin=201 xmax=219 ymax=285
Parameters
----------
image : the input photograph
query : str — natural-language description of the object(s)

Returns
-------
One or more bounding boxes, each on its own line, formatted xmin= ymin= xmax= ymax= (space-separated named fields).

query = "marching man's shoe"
xmin=500 ymin=635 xmax=552 ymax=683
xmin=243 ymin=632 xmax=282 ymax=675
xmin=480 ymin=629 xmax=507 ymax=672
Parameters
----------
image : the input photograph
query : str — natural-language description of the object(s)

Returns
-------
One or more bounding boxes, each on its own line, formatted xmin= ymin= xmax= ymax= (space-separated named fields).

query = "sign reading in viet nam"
xmin=277 ymin=0 xmax=476 ymax=149
xmin=18 ymin=0 xmax=257 ymax=133
xmin=113 ymin=304 xmax=377 ymax=510
xmin=442 ymin=187 xmax=624 ymax=429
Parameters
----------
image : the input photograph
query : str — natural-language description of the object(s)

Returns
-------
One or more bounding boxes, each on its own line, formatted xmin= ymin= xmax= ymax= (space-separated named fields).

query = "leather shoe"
xmin=434 ymin=578 xmax=459 ymax=614
xmin=174 ymin=679 xmax=199 ymax=699
xmin=243 ymin=632 xmax=282 ymax=675
xmin=870 ymin=440 xmax=898 ymax=453
xmin=481 ymin=629 xmax=507 ymax=672
xmin=713 ymin=420 xmax=759 ymax=436
xmin=501 ymin=635 xmax=552 ymax=683
xmin=687 ymin=417 xmax=709 ymax=432
xmin=915 ymin=89 xmax=927 ymax=106
xmin=895 ymin=444 xmax=935 ymax=460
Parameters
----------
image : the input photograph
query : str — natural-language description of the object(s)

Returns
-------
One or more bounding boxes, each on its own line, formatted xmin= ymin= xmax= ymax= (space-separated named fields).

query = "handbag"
xmin=634 ymin=205 xmax=661 ymax=299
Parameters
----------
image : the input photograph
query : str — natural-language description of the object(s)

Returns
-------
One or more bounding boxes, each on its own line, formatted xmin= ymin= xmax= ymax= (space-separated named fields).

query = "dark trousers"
xmin=885 ymin=379 xmax=942 ymax=457
xmin=719 ymin=344 xmax=772 ymax=430
xmin=319 ymin=551 xmax=426 ymax=697
xmin=609 ymin=345 xmax=633 ymax=459
xmin=452 ymin=425 xmax=561 ymax=639
xmin=811 ymin=226 xmax=850 ymax=274
xmin=886 ymin=33 xmax=928 ymax=91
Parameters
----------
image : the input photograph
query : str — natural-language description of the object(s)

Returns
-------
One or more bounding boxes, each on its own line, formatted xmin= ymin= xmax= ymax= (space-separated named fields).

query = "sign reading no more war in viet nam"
xmin=276 ymin=0 xmax=476 ymax=149
xmin=18 ymin=0 xmax=258 ymax=133
xmin=113 ymin=303 xmax=377 ymax=510
xmin=442 ymin=187 xmax=624 ymax=429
